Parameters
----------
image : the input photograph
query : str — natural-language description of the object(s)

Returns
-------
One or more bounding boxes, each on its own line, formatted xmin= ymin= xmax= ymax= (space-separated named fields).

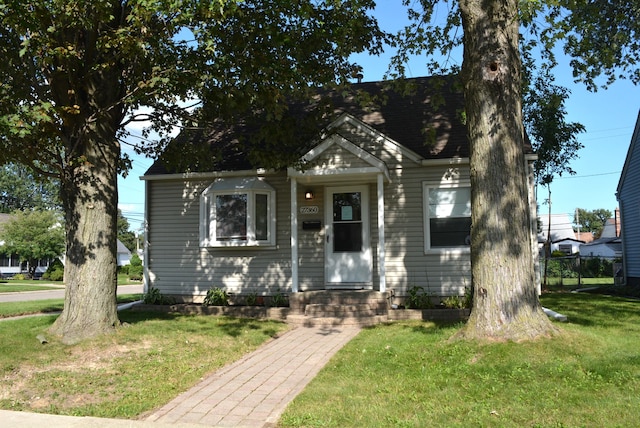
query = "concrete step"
xmin=287 ymin=314 xmax=388 ymax=328
xmin=305 ymin=303 xmax=374 ymax=317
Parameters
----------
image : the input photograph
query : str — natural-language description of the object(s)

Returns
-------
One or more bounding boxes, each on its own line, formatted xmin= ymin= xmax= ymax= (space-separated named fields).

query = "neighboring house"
xmin=617 ymin=110 xmax=640 ymax=286
xmin=117 ymin=240 xmax=132 ymax=267
xmin=538 ymin=213 xmax=583 ymax=254
xmin=579 ymin=237 xmax=622 ymax=259
xmin=141 ymin=76 xmax=540 ymax=303
xmin=600 ymin=208 xmax=622 ymax=239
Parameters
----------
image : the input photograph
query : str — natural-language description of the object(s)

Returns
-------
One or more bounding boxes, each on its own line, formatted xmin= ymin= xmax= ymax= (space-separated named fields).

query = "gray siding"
xmin=618 ymin=113 xmax=640 ymax=283
xmin=146 ymin=174 xmax=292 ymax=301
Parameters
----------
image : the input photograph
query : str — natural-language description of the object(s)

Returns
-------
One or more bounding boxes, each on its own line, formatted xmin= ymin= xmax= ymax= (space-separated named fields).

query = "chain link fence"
xmin=541 ymin=255 xmax=623 ymax=289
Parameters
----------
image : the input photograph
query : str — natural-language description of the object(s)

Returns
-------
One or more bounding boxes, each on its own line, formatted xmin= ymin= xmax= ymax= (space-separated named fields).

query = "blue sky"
xmin=117 ymin=2 xmax=639 ymax=231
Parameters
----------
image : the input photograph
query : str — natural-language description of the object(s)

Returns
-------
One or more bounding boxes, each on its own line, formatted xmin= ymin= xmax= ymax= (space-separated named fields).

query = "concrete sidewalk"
xmin=1 ymin=324 xmax=360 ymax=428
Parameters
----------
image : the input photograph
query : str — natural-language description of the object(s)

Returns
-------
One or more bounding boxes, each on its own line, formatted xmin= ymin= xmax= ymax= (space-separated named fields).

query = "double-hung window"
xmin=423 ymin=181 xmax=471 ymax=252
xmin=200 ymin=177 xmax=276 ymax=247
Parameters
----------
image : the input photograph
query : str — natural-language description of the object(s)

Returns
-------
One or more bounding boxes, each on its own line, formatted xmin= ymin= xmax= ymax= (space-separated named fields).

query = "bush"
xmin=143 ymin=287 xmax=175 ymax=305
xmin=118 ymin=264 xmax=130 ymax=275
xmin=203 ymin=287 xmax=229 ymax=306
xmin=42 ymin=258 xmax=64 ymax=281
xmin=128 ymin=253 xmax=143 ymax=281
xmin=406 ymin=286 xmax=434 ymax=309
xmin=269 ymin=290 xmax=288 ymax=307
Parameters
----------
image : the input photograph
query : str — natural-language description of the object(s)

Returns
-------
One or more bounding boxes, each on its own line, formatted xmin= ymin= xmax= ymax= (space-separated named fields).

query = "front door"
xmin=325 ymin=185 xmax=372 ymax=287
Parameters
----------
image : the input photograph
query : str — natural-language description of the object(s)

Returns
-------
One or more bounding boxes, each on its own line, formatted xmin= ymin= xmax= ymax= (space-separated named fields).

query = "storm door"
xmin=325 ymin=185 xmax=372 ymax=286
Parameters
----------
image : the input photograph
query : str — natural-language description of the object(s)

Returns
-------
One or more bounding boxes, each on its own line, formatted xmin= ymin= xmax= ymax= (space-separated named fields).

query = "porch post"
xmin=290 ymin=177 xmax=299 ymax=293
xmin=377 ymin=173 xmax=386 ymax=292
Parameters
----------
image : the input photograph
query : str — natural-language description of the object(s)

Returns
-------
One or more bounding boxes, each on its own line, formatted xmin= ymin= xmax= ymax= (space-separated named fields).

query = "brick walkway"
xmin=145 ymin=325 xmax=360 ymax=427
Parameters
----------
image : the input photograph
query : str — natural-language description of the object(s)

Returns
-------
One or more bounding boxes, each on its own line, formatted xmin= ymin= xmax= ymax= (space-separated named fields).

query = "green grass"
xmin=0 ymin=272 xmax=139 ymax=287
xmin=280 ymin=293 xmax=640 ymax=427
xmin=0 ymin=283 xmax=63 ymax=292
xmin=0 ymin=312 xmax=289 ymax=418
xmin=0 ymin=294 xmax=142 ymax=318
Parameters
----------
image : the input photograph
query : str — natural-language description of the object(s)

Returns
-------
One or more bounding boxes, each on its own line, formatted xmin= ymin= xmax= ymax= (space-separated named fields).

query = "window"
xmin=423 ymin=182 xmax=471 ymax=252
xmin=200 ymin=177 xmax=276 ymax=247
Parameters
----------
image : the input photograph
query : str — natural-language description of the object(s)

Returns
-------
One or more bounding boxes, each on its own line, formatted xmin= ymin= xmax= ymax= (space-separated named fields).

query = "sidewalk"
xmin=1 ymin=324 xmax=360 ymax=428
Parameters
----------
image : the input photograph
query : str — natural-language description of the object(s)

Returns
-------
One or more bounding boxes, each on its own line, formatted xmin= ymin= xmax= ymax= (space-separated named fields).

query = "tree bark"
xmin=49 ymin=68 xmax=123 ymax=344
xmin=457 ymin=0 xmax=557 ymax=340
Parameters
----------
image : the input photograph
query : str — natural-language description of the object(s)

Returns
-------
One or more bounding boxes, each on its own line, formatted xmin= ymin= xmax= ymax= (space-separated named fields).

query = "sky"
xmin=117 ymin=1 xmax=640 ymax=232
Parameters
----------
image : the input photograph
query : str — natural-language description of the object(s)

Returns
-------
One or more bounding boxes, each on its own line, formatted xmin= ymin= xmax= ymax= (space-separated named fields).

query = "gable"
xmin=617 ymin=110 xmax=640 ymax=196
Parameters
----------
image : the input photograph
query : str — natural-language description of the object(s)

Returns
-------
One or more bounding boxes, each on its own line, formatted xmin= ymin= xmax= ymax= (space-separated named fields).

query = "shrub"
xmin=128 ymin=253 xmax=143 ymax=281
xmin=406 ymin=286 xmax=433 ymax=309
xmin=269 ymin=290 xmax=288 ymax=307
xmin=203 ymin=287 xmax=229 ymax=306
xmin=12 ymin=273 xmax=26 ymax=280
xmin=42 ymin=258 xmax=64 ymax=281
xmin=143 ymin=287 xmax=175 ymax=305
xmin=118 ymin=264 xmax=130 ymax=275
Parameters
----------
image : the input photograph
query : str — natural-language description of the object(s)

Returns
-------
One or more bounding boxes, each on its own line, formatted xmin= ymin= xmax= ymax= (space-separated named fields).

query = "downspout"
xmin=377 ymin=173 xmax=386 ymax=293
xmin=290 ymin=178 xmax=299 ymax=293
xmin=142 ymin=178 xmax=150 ymax=295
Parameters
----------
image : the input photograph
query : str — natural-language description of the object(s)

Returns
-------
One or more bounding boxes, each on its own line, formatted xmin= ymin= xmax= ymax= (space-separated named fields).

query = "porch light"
xmin=304 ymin=190 xmax=314 ymax=200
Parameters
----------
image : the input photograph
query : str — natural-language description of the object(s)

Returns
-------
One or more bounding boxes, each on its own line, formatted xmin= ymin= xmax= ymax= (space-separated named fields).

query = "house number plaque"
xmin=300 ymin=206 xmax=319 ymax=215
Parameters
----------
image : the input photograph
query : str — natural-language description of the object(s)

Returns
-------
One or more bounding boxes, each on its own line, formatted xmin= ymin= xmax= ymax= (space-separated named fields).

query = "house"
xmin=617 ymin=110 xmax=640 ymax=286
xmin=141 ymin=76 xmax=540 ymax=305
xmin=579 ymin=237 xmax=622 ymax=259
xmin=538 ymin=213 xmax=583 ymax=255
xmin=117 ymin=240 xmax=132 ymax=267
xmin=600 ymin=208 xmax=622 ymax=239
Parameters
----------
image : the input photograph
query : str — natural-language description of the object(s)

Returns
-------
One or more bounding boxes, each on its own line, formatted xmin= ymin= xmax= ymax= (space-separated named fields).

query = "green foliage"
xmin=128 ymin=253 xmax=143 ymax=281
xmin=42 ymin=258 xmax=64 ymax=282
xmin=245 ymin=292 xmax=259 ymax=306
xmin=143 ymin=287 xmax=175 ymax=305
xmin=0 ymin=210 xmax=65 ymax=277
xmin=574 ymin=208 xmax=612 ymax=238
xmin=269 ymin=290 xmax=288 ymax=308
xmin=406 ymin=286 xmax=434 ymax=309
xmin=203 ymin=287 xmax=229 ymax=307
xmin=117 ymin=209 xmax=136 ymax=252
xmin=0 ymin=163 xmax=60 ymax=213
xmin=11 ymin=273 xmax=26 ymax=280
xmin=441 ymin=287 xmax=473 ymax=309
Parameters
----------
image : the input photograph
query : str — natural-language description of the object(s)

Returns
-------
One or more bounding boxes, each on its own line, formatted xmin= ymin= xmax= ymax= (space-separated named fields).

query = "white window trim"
xmin=423 ymin=180 xmax=471 ymax=254
xmin=200 ymin=177 xmax=277 ymax=248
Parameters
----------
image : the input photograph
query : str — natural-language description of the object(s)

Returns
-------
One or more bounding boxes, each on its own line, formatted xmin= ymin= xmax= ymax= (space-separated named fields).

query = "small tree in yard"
xmin=128 ymin=253 xmax=143 ymax=282
xmin=0 ymin=210 xmax=65 ymax=278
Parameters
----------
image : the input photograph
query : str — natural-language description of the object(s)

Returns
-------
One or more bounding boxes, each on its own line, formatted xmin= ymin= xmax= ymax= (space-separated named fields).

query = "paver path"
xmin=146 ymin=325 xmax=360 ymax=427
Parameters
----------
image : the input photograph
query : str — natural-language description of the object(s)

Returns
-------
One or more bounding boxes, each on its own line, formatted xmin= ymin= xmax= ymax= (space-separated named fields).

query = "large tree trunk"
xmin=49 ymin=71 xmax=123 ymax=344
xmin=457 ymin=0 xmax=557 ymax=340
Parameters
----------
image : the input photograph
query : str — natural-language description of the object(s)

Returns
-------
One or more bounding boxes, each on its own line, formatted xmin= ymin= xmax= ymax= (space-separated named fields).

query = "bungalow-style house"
xmin=617 ymin=110 xmax=640 ymax=286
xmin=579 ymin=237 xmax=622 ymax=259
xmin=538 ymin=213 xmax=583 ymax=255
xmin=141 ymin=76 xmax=540 ymax=308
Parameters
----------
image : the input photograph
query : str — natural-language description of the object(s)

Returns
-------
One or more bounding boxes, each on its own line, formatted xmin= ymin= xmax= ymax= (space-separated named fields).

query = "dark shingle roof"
xmin=145 ymin=76 xmax=530 ymax=175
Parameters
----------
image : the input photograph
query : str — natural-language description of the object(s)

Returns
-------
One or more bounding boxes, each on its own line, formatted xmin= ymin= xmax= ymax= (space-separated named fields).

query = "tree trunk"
xmin=49 ymin=74 xmax=123 ymax=344
xmin=457 ymin=0 xmax=557 ymax=340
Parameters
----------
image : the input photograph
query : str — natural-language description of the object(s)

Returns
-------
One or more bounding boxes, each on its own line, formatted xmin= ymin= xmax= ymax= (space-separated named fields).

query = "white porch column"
xmin=377 ymin=173 xmax=386 ymax=292
xmin=290 ymin=178 xmax=299 ymax=293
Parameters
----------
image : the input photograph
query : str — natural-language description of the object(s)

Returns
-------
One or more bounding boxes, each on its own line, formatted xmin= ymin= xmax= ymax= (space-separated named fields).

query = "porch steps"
xmin=287 ymin=290 xmax=390 ymax=328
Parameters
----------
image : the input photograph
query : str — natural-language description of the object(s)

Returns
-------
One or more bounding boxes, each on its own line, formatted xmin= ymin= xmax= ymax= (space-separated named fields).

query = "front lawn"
xmin=280 ymin=292 xmax=640 ymax=427
xmin=0 ymin=312 xmax=289 ymax=418
xmin=0 ymin=294 xmax=142 ymax=318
